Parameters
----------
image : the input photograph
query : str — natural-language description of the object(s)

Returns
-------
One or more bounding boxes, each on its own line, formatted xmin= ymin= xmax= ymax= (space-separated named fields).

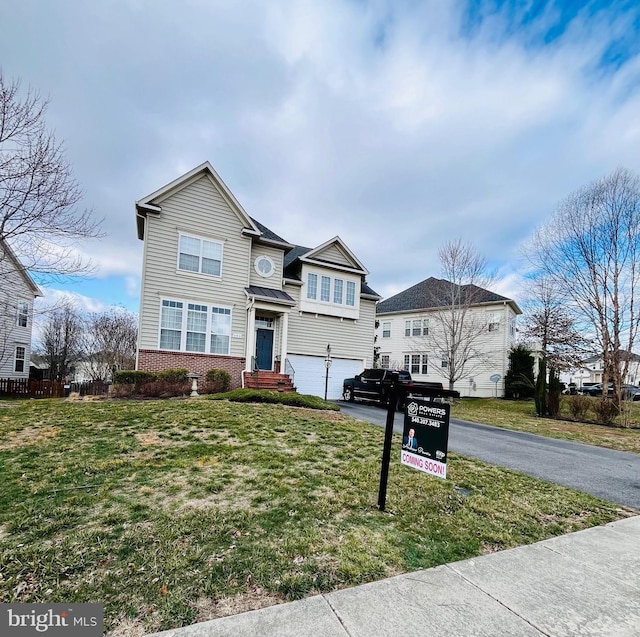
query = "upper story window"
xmin=160 ymin=298 xmax=231 ymax=355
xmin=346 ymin=281 xmax=356 ymax=307
xmin=333 ymin=279 xmax=343 ymax=304
xmin=16 ymin=302 xmax=28 ymax=328
xmin=178 ymin=234 xmax=222 ymax=276
xmin=486 ymin=311 xmax=501 ymax=332
xmin=321 ymin=276 xmax=331 ymax=302
xmin=307 ymin=273 xmax=318 ymax=300
xmin=301 ymin=268 xmax=360 ymax=318
xmin=382 ymin=321 xmax=391 ymax=338
xmin=405 ymin=319 xmax=428 ymax=336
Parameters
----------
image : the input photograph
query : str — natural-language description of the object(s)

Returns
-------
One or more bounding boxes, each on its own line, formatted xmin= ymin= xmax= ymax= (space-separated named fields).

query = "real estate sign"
xmin=401 ymin=399 xmax=450 ymax=479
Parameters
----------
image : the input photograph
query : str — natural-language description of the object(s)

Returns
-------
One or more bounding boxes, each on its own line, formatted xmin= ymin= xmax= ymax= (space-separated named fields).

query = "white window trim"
xmin=301 ymin=266 xmax=360 ymax=318
xmin=254 ymin=255 xmax=275 ymax=278
xmin=158 ymin=298 xmax=232 ymax=355
xmin=177 ymin=232 xmax=224 ymax=278
xmin=14 ymin=345 xmax=26 ymax=373
xmin=16 ymin=300 xmax=29 ymax=328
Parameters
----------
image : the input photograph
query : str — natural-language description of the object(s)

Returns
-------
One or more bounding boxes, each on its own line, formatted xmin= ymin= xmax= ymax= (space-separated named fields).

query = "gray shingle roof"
xmin=249 ymin=217 xmax=289 ymax=244
xmin=376 ymin=277 xmax=512 ymax=314
xmin=245 ymin=286 xmax=296 ymax=306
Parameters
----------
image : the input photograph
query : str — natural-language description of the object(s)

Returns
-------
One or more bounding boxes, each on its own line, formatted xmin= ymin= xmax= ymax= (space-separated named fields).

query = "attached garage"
xmin=287 ymin=355 xmax=364 ymax=400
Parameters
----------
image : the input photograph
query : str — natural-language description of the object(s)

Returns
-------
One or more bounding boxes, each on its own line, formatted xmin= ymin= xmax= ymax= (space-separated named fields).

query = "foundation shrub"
xmin=204 ymin=369 xmax=231 ymax=394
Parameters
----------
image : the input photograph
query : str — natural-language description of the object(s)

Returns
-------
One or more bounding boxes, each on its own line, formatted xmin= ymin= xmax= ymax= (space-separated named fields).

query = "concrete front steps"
xmin=244 ymin=371 xmax=296 ymax=393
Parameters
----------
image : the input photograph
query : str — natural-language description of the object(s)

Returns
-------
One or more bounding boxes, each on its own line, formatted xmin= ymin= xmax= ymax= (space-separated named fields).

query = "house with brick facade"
xmin=135 ymin=162 xmax=380 ymax=398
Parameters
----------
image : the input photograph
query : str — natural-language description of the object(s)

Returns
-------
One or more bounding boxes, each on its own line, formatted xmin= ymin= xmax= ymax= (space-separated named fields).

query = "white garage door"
xmin=287 ymin=355 xmax=364 ymax=399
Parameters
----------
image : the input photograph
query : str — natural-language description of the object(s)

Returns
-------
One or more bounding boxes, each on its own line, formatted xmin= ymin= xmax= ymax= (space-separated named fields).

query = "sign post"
xmin=377 ymin=372 xmax=398 ymax=511
xmin=401 ymin=398 xmax=450 ymax=480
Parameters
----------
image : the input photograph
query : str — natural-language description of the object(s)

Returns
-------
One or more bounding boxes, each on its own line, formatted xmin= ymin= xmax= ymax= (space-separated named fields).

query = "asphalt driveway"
xmin=337 ymin=401 xmax=640 ymax=510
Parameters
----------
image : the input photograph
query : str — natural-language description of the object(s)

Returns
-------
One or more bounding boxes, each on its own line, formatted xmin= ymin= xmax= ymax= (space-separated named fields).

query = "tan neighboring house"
xmin=375 ymin=277 xmax=521 ymax=397
xmin=135 ymin=162 xmax=380 ymax=399
xmin=0 ymin=239 xmax=41 ymax=379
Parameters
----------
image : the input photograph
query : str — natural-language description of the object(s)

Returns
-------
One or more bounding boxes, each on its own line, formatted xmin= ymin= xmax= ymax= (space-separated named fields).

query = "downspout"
xmin=243 ymin=295 xmax=256 ymax=388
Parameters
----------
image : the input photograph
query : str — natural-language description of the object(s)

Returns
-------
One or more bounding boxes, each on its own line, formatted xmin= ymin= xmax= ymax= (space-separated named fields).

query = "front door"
xmin=256 ymin=328 xmax=274 ymax=370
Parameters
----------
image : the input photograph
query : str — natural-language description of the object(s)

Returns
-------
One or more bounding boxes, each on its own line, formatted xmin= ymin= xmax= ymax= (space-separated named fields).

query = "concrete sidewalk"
xmin=150 ymin=515 xmax=640 ymax=637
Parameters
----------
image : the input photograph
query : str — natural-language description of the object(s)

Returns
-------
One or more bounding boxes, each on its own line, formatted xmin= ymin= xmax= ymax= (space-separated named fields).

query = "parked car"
xmin=342 ymin=368 xmax=459 ymax=410
xmin=580 ymin=383 xmax=640 ymax=400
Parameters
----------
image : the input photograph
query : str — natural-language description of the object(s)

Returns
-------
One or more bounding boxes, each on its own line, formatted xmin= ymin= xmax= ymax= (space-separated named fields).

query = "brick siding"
xmin=137 ymin=350 xmax=245 ymax=389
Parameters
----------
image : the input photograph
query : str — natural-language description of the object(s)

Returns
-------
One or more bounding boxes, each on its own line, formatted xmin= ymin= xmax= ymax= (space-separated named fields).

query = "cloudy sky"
xmin=1 ymin=0 xmax=638 ymax=315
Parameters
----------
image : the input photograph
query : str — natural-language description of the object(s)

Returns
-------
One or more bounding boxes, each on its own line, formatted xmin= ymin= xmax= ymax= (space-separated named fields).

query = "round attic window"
xmin=255 ymin=255 xmax=274 ymax=278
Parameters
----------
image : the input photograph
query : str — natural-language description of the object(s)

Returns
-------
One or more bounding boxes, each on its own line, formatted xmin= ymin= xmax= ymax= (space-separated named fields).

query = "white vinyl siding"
xmin=376 ymin=303 xmax=519 ymax=397
xmin=285 ymin=282 xmax=376 ymax=363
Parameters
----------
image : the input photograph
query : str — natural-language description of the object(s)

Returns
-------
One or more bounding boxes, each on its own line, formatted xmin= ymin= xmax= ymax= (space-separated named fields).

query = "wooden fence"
xmin=0 ymin=378 xmax=64 ymax=399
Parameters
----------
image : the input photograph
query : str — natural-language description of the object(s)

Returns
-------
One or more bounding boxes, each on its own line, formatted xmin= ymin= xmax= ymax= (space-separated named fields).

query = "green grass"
xmin=0 ymin=398 xmax=633 ymax=635
xmin=452 ymin=398 xmax=640 ymax=453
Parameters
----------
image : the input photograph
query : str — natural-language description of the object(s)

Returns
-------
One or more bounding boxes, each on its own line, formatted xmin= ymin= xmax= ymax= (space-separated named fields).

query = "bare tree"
xmin=528 ymin=168 xmax=640 ymax=407
xmin=521 ymin=277 xmax=589 ymax=416
xmin=37 ymin=302 xmax=84 ymax=381
xmin=80 ymin=309 xmax=137 ymax=380
xmin=0 ymin=72 xmax=102 ymax=276
xmin=418 ymin=239 xmax=497 ymax=391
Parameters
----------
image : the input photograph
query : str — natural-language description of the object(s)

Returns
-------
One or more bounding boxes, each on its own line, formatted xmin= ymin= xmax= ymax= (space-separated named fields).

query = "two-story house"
xmin=135 ymin=162 xmax=380 ymax=399
xmin=0 ymin=239 xmax=41 ymax=379
xmin=375 ymin=277 xmax=521 ymax=397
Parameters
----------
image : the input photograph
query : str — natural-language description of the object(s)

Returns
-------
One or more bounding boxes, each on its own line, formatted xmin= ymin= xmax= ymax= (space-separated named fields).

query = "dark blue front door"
xmin=256 ymin=329 xmax=274 ymax=370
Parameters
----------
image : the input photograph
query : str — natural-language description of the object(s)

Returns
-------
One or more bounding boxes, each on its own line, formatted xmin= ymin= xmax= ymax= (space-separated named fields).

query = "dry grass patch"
xmin=0 ymin=397 xmax=632 ymax=635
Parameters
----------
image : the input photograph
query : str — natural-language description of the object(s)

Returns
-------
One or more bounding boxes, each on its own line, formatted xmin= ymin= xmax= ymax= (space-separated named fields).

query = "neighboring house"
xmin=135 ymin=162 xmax=380 ymax=399
xmin=375 ymin=277 xmax=521 ymax=397
xmin=0 ymin=239 xmax=41 ymax=379
xmin=570 ymin=352 xmax=640 ymax=387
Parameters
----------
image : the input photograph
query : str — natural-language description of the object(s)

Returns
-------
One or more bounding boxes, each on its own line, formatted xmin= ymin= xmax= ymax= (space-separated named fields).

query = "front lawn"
xmin=451 ymin=398 xmax=640 ymax=453
xmin=0 ymin=398 xmax=632 ymax=635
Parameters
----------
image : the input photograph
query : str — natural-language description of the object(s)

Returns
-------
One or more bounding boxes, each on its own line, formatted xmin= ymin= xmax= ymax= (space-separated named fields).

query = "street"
xmin=337 ymin=401 xmax=640 ymax=509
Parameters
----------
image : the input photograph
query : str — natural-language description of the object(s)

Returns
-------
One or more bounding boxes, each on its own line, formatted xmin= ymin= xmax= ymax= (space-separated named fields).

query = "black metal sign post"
xmin=377 ymin=372 xmax=399 ymax=511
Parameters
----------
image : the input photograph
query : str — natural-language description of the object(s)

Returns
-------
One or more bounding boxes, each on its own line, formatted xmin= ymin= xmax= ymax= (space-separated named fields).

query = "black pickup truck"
xmin=342 ymin=368 xmax=459 ymax=409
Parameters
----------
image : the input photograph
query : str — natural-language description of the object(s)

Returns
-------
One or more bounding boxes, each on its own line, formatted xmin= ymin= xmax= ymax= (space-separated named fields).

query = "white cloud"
xmin=0 ymin=0 xmax=637 ymax=309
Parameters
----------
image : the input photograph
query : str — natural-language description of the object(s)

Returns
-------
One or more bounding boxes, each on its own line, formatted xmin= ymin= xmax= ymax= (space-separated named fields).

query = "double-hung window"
xmin=321 ymin=276 xmax=331 ymax=302
xmin=346 ymin=281 xmax=356 ymax=306
xmin=210 ymin=307 xmax=231 ymax=354
xmin=382 ymin=321 xmax=391 ymax=338
xmin=16 ymin=302 xmax=28 ymax=328
xmin=307 ymin=273 xmax=318 ymax=300
xmin=333 ymin=279 xmax=343 ymax=304
xmin=160 ymin=300 xmax=183 ymax=350
xmin=406 ymin=318 xmax=428 ymax=336
xmin=178 ymin=234 xmax=222 ymax=276
xmin=186 ymin=304 xmax=207 ymax=352
xmin=403 ymin=353 xmax=428 ymax=374
xmin=160 ymin=299 xmax=231 ymax=355
xmin=14 ymin=346 xmax=26 ymax=373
